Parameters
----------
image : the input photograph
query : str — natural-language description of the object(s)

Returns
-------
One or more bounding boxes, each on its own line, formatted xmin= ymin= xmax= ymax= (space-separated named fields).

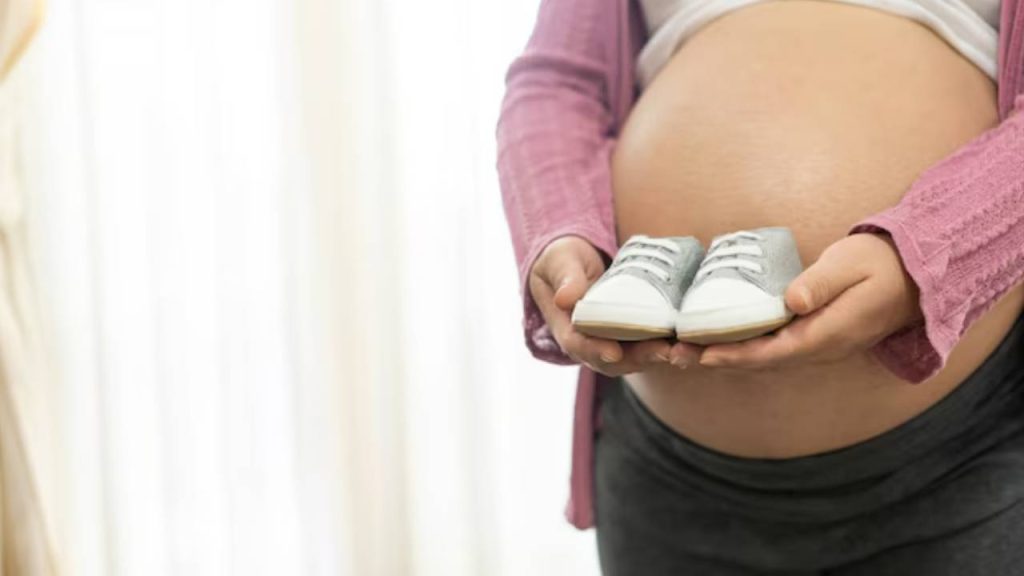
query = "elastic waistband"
xmin=620 ymin=312 xmax=1024 ymax=494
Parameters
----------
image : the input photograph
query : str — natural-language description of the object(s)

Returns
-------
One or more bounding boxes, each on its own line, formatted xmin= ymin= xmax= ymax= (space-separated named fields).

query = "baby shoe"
xmin=572 ymin=235 xmax=704 ymax=341
xmin=676 ymin=227 xmax=803 ymax=345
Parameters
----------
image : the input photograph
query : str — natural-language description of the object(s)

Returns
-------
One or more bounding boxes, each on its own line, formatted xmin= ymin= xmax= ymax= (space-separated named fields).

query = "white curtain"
xmin=17 ymin=0 xmax=601 ymax=574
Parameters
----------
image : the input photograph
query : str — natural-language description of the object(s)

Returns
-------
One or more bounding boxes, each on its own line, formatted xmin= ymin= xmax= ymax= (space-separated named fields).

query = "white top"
xmin=637 ymin=0 xmax=1001 ymax=87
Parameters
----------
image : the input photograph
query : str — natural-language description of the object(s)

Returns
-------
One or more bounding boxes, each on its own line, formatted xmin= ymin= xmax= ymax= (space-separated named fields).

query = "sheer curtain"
xmin=22 ymin=0 xmax=600 ymax=574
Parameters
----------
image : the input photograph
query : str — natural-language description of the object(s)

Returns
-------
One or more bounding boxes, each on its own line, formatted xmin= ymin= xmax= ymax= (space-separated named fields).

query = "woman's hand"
xmin=529 ymin=236 xmax=701 ymax=376
xmin=699 ymin=233 xmax=923 ymax=369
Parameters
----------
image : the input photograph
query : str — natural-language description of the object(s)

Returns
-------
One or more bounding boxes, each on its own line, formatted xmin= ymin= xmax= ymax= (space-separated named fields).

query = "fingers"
xmin=700 ymin=315 xmax=821 ymax=369
xmin=701 ymin=234 xmax=918 ymax=369
xmin=669 ymin=341 xmax=702 ymax=369
xmin=701 ymin=280 xmax=881 ymax=369
xmin=533 ymin=283 xmax=624 ymax=366
xmin=785 ymin=243 xmax=870 ymax=316
xmin=574 ymin=339 xmax=664 ymax=376
xmin=560 ymin=338 xmax=703 ymax=377
xmin=587 ymin=341 xmax=661 ymax=376
xmin=621 ymin=339 xmax=671 ymax=363
xmin=527 ymin=235 xmax=709 ymax=375
xmin=560 ymin=330 xmax=625 ymax=367
xmin=533 ymin=237 xmax=605 ymax=312
xmin=536 ymin=234 xmax=911 ymax=372
xmin=588 ymin=339 xmax=700 ymax=376
xmin=535 ymin=250 xmax=587 ymax=312
xmin=554 ymin=274 xmax=590 ymax=312
xmin=584 ymin=340 xmax=704 ymax=376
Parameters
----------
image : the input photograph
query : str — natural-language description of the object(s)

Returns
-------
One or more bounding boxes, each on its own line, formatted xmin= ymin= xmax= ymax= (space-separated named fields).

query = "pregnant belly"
xmin=612 ymin=1 xmax=1024 ymax=458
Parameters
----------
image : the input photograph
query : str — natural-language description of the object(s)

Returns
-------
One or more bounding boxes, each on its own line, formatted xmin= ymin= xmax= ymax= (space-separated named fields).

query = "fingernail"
xmin=670 ymin=356 xmax=689 ymax=370
xmin=601 ymin=353 xmax=618 ymax=363
xmin=797 ymin=286 xmax=813 ymax=310
xmin=649 ymin=353 xmax=669 ymax=363
xmin=701 ymin=356 xmax=722 ymax=367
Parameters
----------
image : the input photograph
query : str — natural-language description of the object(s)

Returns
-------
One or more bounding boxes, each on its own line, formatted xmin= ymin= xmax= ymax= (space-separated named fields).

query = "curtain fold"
xmin=1 ymin=27 xmax=61 ymax=574
xmin=0 ymin=0 xmax=44 ymax=78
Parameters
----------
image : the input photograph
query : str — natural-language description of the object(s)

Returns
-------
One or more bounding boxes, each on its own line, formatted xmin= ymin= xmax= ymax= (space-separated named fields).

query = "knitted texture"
xmin=851 ymin=95 xmax=1024 ymax=382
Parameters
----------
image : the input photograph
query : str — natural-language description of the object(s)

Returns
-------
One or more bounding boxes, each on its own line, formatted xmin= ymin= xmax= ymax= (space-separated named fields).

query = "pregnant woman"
xmin=497 ymin=1 xmax=1024 ymax=574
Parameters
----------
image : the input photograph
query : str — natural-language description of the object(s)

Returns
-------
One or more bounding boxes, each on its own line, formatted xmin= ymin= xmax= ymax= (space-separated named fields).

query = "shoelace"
xmin=695 ymin=230 xmax=764 ymax=282
xmin=612 ymin=236 xmax=681 ymax=283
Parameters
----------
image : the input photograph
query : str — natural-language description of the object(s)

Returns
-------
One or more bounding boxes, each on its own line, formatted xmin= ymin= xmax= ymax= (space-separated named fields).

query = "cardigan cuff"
xmin=849 ymin=214 xmax=959 ymax=383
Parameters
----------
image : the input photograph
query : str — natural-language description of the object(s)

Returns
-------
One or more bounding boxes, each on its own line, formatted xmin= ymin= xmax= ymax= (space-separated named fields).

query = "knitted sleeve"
xmin=496 ymin=0 xmax=622 ymax=364
xmin=850 ymin=94 xmax=1024 ymax=383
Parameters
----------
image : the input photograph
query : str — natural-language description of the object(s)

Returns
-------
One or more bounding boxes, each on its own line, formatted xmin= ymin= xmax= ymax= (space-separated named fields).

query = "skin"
xmin=529 ymin=232 xmax=922 ymax=376
xmin=596 ymin=2 xmax=1024 ymax=459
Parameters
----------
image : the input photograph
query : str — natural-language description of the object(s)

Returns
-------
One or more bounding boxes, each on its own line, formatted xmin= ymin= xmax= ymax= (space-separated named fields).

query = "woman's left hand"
xmin=699 ymin=233 xmax=923 ymax=369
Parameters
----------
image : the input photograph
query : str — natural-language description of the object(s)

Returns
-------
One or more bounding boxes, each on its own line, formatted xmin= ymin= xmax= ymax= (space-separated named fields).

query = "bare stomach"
xmin=612 ymin=1 xmax=1024 ymax=458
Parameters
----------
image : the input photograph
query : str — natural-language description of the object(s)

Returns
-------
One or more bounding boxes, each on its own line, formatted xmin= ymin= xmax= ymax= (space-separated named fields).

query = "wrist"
xmin=871 ymin=231 xmax=924 ymax=326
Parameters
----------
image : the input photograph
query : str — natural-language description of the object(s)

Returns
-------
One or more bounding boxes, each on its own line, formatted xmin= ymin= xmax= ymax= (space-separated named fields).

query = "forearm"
xmin=497 ymin=103 xmax=619 ymax=363
xmin=496 ymin=0 xmax=623 ymax=362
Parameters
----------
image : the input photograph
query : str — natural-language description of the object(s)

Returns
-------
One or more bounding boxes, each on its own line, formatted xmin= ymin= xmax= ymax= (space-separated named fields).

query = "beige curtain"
xmin=0 ymin=1 xmax=60 ymax=572
xmin=6 ymin=0 xmax=600 ymax=572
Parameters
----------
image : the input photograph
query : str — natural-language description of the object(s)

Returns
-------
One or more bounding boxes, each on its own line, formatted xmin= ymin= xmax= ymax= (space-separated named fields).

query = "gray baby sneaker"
xmin=572 ymin=235 xmax=704 ymax=341
xmin=676 ymin=227 xmax=804 ymax=345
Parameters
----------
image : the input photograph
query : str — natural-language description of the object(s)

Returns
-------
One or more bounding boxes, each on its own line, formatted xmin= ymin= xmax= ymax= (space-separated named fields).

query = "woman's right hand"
xmin=528 ymin=236 xmax=701 ymax=376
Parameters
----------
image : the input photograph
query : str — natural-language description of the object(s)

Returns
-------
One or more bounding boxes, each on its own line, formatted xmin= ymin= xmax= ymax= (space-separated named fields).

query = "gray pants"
xmin=595 ymin=313 xmax=1024 ymax=575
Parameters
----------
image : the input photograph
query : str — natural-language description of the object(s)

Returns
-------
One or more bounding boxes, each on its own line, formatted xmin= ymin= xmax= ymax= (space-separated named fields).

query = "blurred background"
xmin=0 ymin=0 xmax=600 ymax=573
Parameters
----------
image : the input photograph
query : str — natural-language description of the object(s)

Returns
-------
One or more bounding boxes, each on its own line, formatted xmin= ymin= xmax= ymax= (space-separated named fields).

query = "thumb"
xmin=785 ymin=245 xmax=868 ymax=315
xmin=553 ymin=260 xmax=590 ymax=311
xmin=533 ymin=236 xmax=604 ymax=312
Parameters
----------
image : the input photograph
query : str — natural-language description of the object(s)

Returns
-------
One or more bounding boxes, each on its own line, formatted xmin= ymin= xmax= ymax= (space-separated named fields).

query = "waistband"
xmin=615 ymin=311 xmax=1024 ymax=520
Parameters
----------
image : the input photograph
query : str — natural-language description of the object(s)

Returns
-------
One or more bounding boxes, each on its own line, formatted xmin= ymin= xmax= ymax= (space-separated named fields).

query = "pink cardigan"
xmin=496 ymin=0 xmax=1024 ymax=530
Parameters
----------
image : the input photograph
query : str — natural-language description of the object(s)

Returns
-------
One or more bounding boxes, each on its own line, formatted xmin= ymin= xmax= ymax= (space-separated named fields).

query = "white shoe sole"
xmin=572 ymin=301 xmax=677 ymax=341
xmin=676 ymin=297 xmax=793 ymax=345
